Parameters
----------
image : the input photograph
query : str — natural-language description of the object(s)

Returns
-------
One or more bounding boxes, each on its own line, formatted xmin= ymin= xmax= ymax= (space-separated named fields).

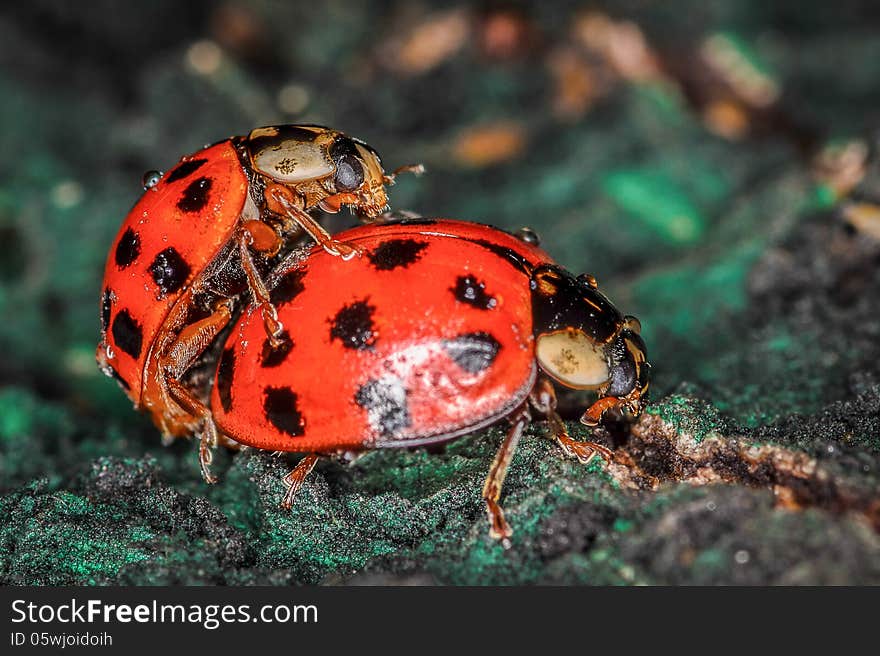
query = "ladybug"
xmin=97 ymin=124 xmax=421 ymax=482
xmin=209 ymin=219 xmax=649 ymax=542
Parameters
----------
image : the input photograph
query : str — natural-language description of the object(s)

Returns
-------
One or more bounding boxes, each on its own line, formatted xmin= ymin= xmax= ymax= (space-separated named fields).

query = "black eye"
xmin=607 ymin=343 xmax=637 ymax=397
xmin=334 ymin=153 xmax=364 ymax=192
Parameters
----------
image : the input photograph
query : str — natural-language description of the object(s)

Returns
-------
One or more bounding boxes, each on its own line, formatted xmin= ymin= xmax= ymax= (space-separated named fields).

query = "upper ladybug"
xmin=97 ymin=125 xmax=419 ymax=482
xmin=208 ymin=219 xmax=650 ymax=544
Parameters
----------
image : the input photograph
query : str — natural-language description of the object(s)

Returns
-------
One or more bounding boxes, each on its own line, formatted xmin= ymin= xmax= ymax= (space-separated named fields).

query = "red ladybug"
xmin=96 ymin=125 xmax=420 ymax=482
xmin=209 ymin=219 xmax=649 ymax=542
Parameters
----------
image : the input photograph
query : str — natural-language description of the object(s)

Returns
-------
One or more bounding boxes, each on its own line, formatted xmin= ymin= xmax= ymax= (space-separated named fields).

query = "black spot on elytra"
xmin=101 ymin=288 xmax=112 ymax=333
xmin=368 ymin=239 xmax=428 ymax=271
xmin=451 ymin=275 xmax=497 ymax=310
xmin=107 ymin=365 xmax=131 ymax=391
xmin=261 ymin=331 xmax=293 ymax=368
xmin=176 ymin=176 xmax=212 ymax=213
xmin=216 ymin=347 xmax=235 ymax=413
xmin=443 ymin=332 xmax=501 ymax=374
xmin=270 ymin=268 xmax=307 ymax=306
xmin=472 ymin=238 xmax=532 ymax=275
xmin=329 ymin=299 xmax=377 ymax=350
xmin=355 ymin=377 xmax=411 ymax=438
xmin=114 ymin=228 xmax=140 ymax=268
xmin=149 ymin=247 xmax=191 ymax=296
xmin=111 ymin=309 xmax=143 ymax=359
xmin=264 ymin=386 xmax=305 ymax=437
xmin=165 ymin=158 xmax=208 ymax=183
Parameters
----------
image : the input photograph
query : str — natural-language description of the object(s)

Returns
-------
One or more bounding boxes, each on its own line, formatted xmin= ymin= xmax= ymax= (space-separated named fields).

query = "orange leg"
xmin=281 ymin=454 xmax=320 ymax=510
xmin=163 ymin=301 xmax=233 ymax=379
xmin=159 ymin=302 xmax=234 ymax=484
xmin=166 ymin=377 xmax=221 ymax=484
xmin=530 ymin=377 xmax=614 ymax=463
xmin=482 ymin=403 xmax=530 ymax=547
xmin=580 ymin=395 xmax=624 ymax=427
xmin=265 ymin=184 xmax=362 ymax=260
xmin=238 ymin=228 xmax=285 ymax=348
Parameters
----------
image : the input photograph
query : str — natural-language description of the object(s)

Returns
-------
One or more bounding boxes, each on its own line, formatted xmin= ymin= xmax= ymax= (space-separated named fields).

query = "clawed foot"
xmin=556 ymin=434 xmax=614 ymax=464
xmin=280 ymin=454 xmax=319 ymax=510
xmin=324 ymin=239 xmax=362 ymax=260
xmin=485 ymin=499 xmax=513 ymax=549
xmin=259 ymin=305 xmax=287 ymax=349
xmin=199 ymin=433 xmax=218 ymax=485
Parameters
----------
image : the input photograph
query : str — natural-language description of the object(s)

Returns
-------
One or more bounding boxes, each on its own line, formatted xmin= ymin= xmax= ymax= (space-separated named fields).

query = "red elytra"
xmin=98 ymin=141 xmax=247 ymax=404
xmin=209 ymin=219 xmax=650 ymax=542
xmin=212 ymin=219 xmax=548 ymax=452
xmin=96 ymin=125 xmax=416 ymax=482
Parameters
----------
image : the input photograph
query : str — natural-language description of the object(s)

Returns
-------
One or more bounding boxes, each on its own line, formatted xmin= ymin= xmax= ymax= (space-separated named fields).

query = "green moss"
xmin=602 ymin=169 xmax=707 ymax=244
xmin=646 ymin=393 xmax=727 ymax=442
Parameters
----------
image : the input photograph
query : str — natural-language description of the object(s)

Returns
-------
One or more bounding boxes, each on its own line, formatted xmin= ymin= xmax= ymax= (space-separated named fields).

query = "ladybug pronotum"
xmin=210 ymin=219 xmax=650 ymax=543
xmin=97 ymin=124 xmax=421 ymax=482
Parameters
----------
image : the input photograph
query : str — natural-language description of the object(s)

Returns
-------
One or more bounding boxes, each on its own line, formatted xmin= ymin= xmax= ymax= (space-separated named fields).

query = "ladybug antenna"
xmin=383 ymin=163 xmax=425 ymax=186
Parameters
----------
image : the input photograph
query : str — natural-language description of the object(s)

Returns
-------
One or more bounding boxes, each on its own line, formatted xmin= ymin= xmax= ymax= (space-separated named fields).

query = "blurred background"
xmin=1 ymin=1 xmax=879 ymax=585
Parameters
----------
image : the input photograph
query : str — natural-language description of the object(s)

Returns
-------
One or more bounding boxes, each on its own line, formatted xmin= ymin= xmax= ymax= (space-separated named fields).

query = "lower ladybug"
xmin=210 ymin=219 xmax=649 ymax=543
xmin=96 ymin=124 xmax=421 ymax=482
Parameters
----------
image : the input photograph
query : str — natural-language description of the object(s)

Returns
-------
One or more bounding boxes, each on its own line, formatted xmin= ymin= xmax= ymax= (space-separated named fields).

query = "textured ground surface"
xmin=1 ymin=1 xmax=879 ymax=585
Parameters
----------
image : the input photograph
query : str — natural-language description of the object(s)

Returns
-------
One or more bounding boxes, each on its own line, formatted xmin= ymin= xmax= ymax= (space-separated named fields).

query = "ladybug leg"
xmin=165 ymin=377 xmax=221 ymax=485
xmin=237 ymin=229 xmax=285 ymax=348
xmin=580 ymin=396 xmax=624 ymax=427
xmin=581 ymin=380 xmax=648 ymax=426
xmin=482 ymin=403 xmax=531 ymax=547
xmin=265 ymin=183 xmax=362 ymax=260
xmin=158 ymin=302 xmax=234 ymax=484
xmin=281 ymin=454 xmax=320 ymax=510
xmin=529 ymin=377 xmax=614 ymax=464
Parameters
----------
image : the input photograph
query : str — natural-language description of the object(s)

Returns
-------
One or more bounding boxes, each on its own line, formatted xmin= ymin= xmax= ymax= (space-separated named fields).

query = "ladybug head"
xmin=530 ymin=264 xmax=649 ymax=405
xmin=244 ymin=125 xmax=390 ymax=218
xmin=327 ymin=135 xmax=389 ymax=219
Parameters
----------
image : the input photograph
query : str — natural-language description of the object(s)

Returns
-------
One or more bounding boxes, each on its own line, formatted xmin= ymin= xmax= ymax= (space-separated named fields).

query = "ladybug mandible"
xmin=97 ymin=124 xmax=420 ymax=482
xmin=210 ymin=219 xmax=650 ymax=543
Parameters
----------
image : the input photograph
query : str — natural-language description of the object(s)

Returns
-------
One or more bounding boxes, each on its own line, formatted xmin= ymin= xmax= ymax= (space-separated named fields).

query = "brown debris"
xmin=812 ymin=140 xmax=869 ymax=200
xmin=700 ymin=34 xmax=779 ymax=109
xmin=604 ymin=414 xmax=880 ymax=531
xmin=702 ymin=100 xmax=750 ymax=140
xmin=380 ymin=9 xmax=471 ymax=76
xmin=546 ymin=47 xmax=602 ymax=121
xmin=571 ymin=12 xmax=662 ymax=83
xmin=478 ymin=7 xmax=538 ymax=60
xmin=211 ymin=3 xmax=267 ymax=55
xmin=842 ymin=202 xmax=880 ymax=241
xmin=451 ymin=121 xmax=527 ymax=168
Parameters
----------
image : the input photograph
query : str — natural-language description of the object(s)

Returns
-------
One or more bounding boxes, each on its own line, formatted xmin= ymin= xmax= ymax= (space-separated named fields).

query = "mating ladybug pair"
xmin=97 ymin=124 xmax=650 ymax=543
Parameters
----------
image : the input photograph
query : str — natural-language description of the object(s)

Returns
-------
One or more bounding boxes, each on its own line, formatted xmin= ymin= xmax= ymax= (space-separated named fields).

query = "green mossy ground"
xmin=1 ymin=1 xmax=879 ymax=585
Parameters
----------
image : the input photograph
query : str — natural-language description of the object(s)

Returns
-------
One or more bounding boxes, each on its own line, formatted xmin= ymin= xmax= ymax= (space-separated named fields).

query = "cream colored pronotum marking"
xmin=248 ymin=127 xmax=334 ymax=184
xmin=535 ymin=329 xmax=610 ymax=389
